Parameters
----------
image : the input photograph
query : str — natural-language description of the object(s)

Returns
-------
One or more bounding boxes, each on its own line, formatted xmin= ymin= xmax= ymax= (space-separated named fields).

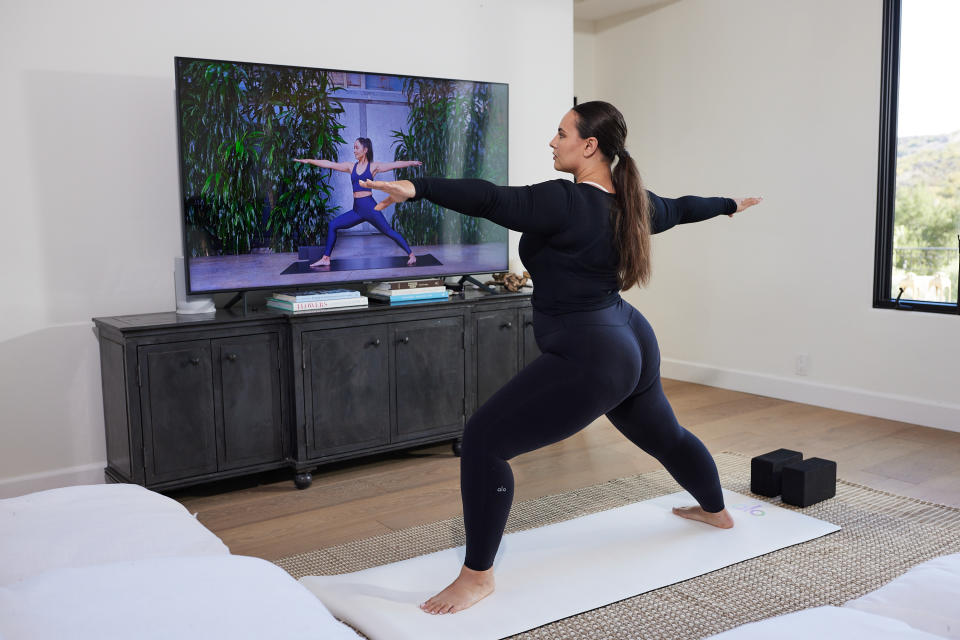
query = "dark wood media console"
xmin=94 ymin=289 xmax=537 ymax=491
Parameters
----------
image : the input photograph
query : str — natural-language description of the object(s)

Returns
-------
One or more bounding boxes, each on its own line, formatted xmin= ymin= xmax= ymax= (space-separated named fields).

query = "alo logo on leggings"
xmin=731 ymin=502 xmax=766 ymax=516
xmin=497 ymin=486 xmax=507 ymax=493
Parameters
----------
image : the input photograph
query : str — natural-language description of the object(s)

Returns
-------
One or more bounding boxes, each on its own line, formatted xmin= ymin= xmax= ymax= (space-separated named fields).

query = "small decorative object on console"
xmin=485 ymin=271 xmax=532 ymax=293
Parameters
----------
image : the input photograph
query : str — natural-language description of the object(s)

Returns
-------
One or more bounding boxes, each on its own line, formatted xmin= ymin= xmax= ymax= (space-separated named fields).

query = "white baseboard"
xmin=661 ymin=358 xmax=960 ymax=433
xmin=0 ymin=462 xmax=105 ymax=499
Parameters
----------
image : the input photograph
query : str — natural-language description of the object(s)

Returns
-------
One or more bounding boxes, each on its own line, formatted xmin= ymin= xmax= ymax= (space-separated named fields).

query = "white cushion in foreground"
xmin=843 ymin=552 xmax=960 ymax=639
xmin=0 ymin=483 xmax=228 ymax=585
xmin=0 ymin=555 xmax=361 ymax=640
xmin=706 ymin=606 xmax=947 ymax=639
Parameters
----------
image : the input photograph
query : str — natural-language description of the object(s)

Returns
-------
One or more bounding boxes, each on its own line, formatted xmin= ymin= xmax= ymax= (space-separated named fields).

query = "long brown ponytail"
xmin=572 ymin=101 xmax=651 ymax=289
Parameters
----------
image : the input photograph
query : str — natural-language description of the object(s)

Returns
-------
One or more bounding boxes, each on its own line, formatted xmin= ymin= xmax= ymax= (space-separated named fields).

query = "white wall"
xmin=0 ymin=0 xmax=573 ymax=496
xmin=574 ymin=20 xmax=597 ymax=103
xmin=590 ymin=0 xmax=960 ymax=431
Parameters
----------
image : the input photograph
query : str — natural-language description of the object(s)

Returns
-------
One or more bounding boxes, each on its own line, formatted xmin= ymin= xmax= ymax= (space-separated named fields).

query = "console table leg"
xmin=452 ymin=438 xmax=462 ymax=457
xmin=294 ymin=471 xmax=313 ymax=490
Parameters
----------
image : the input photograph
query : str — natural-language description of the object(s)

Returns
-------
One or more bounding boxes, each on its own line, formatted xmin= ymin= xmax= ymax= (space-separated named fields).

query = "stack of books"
xmin=265 ymin=289 xmax=368 ymax=313
xmin=366 ymin=278 xmax=451 ymax=305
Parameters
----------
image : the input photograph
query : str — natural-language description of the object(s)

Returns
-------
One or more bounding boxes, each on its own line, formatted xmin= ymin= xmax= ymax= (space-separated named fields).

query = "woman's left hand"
xmin=729 ymin=196 xmax=763 ymax=217
xmin=360 ymin=179 xmax=416 ymax=211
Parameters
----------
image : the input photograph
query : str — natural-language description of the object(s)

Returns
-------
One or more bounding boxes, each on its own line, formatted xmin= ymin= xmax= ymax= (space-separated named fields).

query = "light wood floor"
xmin=170 ymin=379 xmax=960 ymax=561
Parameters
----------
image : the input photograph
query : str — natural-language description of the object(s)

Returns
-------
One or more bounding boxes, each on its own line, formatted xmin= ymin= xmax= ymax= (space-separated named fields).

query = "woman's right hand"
xmin=360 ymin=179 xmax=416 ymax=211
xmin=729 ymin=196 xmax=763 ymax=217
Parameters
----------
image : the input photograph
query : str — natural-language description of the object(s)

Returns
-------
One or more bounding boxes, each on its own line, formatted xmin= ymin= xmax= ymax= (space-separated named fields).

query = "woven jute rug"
xmin=275 ymin=451 xmax=960 ymax=639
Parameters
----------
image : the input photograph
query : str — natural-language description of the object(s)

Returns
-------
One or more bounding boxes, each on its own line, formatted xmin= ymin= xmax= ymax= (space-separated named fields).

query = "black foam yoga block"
xmin=782 ymin=457 xmax=837 ymax=507
xmin=750 ymin=448 xmax=803 ymax=497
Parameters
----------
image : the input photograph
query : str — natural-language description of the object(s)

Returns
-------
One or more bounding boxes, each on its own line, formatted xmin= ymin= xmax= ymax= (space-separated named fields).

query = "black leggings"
xmin=460 ymin=297 xmax=725 ymax=571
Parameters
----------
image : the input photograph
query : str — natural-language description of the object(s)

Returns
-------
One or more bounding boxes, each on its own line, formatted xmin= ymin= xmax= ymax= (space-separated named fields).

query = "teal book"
xmin=367 ymin=291 xmax=448 ymax=303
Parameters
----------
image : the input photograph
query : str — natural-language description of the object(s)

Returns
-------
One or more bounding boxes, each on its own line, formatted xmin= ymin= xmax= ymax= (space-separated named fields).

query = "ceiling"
xmin=573 ymin=0 xmax=679 ymax=25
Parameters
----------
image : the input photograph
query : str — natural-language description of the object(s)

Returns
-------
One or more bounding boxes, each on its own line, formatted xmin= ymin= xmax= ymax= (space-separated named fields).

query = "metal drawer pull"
xmin=189 ymin=357 xmax=200 ymax=366
xmin=226 ymin=353 xmax=238 ymax=361
xmin=501 ymin=321 xmax=513 ymax=329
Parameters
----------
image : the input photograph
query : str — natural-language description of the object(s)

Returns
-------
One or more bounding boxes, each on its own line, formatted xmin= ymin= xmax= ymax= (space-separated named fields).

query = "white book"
xmin=368 ymin=285 xmax=447 ymax=296
xmin=267 ymin=296 xmax=369 ymax=312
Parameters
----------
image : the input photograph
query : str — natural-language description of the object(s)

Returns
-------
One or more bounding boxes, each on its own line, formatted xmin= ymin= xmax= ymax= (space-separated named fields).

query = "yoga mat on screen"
xmin=299 ymin=488 xmax=840 ymax=640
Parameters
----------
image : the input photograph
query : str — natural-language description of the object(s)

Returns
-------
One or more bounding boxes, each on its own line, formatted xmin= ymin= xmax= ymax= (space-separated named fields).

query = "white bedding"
xmin=0 ymin=483 xmax=228 ymax=585
xmin=707 ymin=606 xmax=947 ymax=639
xmin=844 ymin=552 xmax=960 ymax=639
xmin=708 ymin=552 xmax=960 ymax=639
xmin=0 ymin=555 xmax=361 ymax=640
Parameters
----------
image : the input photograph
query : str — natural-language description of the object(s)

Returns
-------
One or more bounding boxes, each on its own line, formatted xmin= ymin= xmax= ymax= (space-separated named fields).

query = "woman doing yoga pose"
xmin=361 ymin=101 xmax=763 ymax=615
xmin=294 ymin=137 xmax=422 ymax=267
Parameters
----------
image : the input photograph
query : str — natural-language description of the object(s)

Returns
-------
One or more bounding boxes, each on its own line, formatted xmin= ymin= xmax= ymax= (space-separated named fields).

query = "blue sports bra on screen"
xmin=351 ymin=162 xmax=373 ymax=192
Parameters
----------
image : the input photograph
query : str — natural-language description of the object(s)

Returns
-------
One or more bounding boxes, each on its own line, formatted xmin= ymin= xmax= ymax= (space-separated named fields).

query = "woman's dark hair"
xmin=571 ymin=101 xmax=651 ymax=289
xmin=357 ymin=137 xmax=374 ymax=163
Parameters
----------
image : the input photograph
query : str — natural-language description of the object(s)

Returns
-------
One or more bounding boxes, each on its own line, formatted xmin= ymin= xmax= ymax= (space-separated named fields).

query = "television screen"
xmin=174 ymin=56 xmax=509 ymax=294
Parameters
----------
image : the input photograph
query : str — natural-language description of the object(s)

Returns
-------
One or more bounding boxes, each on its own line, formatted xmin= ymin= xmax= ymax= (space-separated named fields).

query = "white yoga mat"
xmin=300 ymin=489 xmax=840 ymax=640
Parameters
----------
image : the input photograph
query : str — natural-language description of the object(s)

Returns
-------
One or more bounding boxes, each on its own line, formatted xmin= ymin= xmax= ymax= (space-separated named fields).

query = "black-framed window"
xmin=875 ymin=0 xmax=960 ymax=314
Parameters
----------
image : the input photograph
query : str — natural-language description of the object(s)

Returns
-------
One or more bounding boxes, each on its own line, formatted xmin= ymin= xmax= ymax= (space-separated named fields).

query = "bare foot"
xmin=407 ymin=253 xmax=417 ymax=266
xmin=310 ymin=255 xmax=330 ymax=267
xmin=672 ymin=506 xmax=735 ymax=529
xmin=420 ymin=565 xmax=495 ymax=615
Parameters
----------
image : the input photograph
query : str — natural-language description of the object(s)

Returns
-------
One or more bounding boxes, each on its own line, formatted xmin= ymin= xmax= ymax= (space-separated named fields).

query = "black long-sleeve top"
xmin=409 ymin=177 xmax=737 ymax=315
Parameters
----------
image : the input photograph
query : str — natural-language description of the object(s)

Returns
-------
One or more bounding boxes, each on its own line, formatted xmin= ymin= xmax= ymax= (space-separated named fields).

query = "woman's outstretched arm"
xmin=360 ymin=177 xmax=576 ymax=235
xmin=371 ymin=160 xmax=422 ymax=176
xmin=648 ymin=190 xmax=763 ymax=234
xmin=293 ymin=158 xmax=353 ymax=173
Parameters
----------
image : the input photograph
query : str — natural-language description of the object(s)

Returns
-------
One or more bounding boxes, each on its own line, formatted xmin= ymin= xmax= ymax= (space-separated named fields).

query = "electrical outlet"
xmin=795 ymin=354 xmax=810 ymax=376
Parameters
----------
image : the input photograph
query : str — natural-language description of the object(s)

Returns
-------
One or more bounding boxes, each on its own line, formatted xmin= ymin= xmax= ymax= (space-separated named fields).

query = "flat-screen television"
xmin=174 ymin=56 xmax=509 ymax=295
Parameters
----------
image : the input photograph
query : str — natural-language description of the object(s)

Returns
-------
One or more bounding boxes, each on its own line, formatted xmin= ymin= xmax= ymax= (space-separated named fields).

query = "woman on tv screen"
xmin=294 ymin=138 xmax=423 ymax=267
xmin=361 ymin=100 xmax=763 ymax=616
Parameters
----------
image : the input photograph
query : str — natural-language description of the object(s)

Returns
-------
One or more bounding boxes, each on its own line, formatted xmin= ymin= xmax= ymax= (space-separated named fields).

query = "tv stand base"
xmin=450 ymin=274 xmax=497 ymax=294
xmin=224 ymin=291 xmax=249 ymax=313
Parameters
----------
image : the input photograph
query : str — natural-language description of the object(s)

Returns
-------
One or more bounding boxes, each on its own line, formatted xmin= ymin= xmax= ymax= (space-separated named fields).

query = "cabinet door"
xmin=393 ymin=316 xmax=465 ymax=441
xmin=213 ymin=333 xmax=284 ymax=470
xmin=475 ymin=309 xmax=520 ymax=408
xmin=303 ymin=326 xmax=390 ymax=458
xmin=521 ymin=308 xmax=540 ymax=368
xmin=100 ymin=338 xmax=132 ymax=480
xmin=139 ymin=341 xmax=217 ymax=484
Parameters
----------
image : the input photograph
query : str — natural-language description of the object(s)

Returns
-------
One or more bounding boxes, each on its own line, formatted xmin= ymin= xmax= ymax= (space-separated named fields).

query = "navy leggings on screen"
xmin=460 ymin=297 xmax=726 ymax=572
xmin=323 ymin=195 xmax=412 ymax=256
